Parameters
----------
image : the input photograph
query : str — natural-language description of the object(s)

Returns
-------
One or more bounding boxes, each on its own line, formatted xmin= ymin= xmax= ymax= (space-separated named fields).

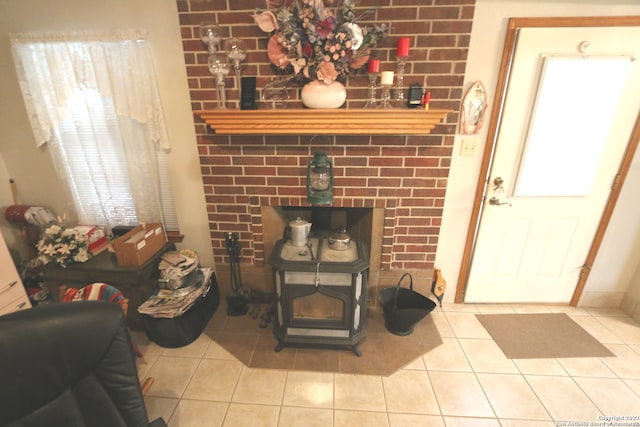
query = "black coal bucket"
xmin=379 ymin=273 xmax=437 ymax=336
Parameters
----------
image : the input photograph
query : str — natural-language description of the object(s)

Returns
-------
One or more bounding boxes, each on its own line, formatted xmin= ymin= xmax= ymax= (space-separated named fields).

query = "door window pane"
xmin=514 ymin=56 xmax=632 ymax=197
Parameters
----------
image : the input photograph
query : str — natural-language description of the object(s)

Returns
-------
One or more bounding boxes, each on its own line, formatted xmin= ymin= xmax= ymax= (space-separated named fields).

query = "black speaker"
xmin=240 ymin=77 xmax=257 ymax=110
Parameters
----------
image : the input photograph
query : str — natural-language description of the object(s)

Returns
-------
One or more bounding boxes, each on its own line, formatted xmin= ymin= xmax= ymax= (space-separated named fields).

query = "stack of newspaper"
xmin=137 ymin=267 xmax=213 ymax=318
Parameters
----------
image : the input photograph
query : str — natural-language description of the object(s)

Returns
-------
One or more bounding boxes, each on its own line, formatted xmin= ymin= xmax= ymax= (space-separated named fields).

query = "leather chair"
xmin=0 ymin=301 xmax=167 ymax=427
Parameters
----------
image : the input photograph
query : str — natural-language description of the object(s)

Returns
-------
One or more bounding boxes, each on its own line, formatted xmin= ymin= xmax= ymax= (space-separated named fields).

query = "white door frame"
xmin=455 ymin=16 xmax=640 ymax=305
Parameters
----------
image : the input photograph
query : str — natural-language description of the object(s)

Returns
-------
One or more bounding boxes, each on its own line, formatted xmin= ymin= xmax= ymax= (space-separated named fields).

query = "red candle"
xmin=397 ymin=37 xmax=410 ymax=57
xmin=367 ymin=58 xmax=380 ymax=73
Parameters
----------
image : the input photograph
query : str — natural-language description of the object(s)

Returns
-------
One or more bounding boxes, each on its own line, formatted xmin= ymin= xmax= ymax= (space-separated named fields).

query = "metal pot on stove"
xmin=289 ymin=217 xmax=311 ymax=247
xmin=328 ymin=226 xmax=351 ymax=250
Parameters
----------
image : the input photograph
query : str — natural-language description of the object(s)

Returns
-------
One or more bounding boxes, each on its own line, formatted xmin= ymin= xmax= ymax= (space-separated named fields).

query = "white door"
xmin=464 ymin=25 xmax=640 ymax=303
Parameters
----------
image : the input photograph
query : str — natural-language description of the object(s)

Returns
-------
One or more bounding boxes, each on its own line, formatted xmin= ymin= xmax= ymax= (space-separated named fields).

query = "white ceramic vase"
xmin=301 ymin=80 xmax=347 ymax=109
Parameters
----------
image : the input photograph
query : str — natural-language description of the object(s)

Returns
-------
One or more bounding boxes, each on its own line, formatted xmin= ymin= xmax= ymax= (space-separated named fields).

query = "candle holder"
xmin=199 ymin=22 xmax=221 ymax=54
xmin=224 ymin=38 xmax=247 ymax=105
xmin=394 ymin=55 xmax=408 ymax=104
xmin=380 ymin=82 xmax=394 ymax=109
xmin=208 ymin=53 xmax=230 ymax=109
xmin=363 ymin=73 xmax=379 ymax=109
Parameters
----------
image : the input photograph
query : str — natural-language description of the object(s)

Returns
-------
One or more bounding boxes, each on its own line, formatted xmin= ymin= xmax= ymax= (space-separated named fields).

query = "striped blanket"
xmin=62 ymin=282 xmax=125 ymax=304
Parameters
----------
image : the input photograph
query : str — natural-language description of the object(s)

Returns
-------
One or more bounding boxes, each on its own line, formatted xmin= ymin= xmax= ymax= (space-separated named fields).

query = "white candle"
xmin=380 ymin=71 xmax=394 ymax=85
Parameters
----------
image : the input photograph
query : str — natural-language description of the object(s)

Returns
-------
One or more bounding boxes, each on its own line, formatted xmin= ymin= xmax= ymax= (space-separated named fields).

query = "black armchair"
xmin=0 ymin=301 xmax=167 ymax=427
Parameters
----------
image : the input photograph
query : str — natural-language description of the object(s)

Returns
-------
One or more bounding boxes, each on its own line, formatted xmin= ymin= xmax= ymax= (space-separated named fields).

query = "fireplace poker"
xmin=225 ymin=232 xmax=249 ymax=316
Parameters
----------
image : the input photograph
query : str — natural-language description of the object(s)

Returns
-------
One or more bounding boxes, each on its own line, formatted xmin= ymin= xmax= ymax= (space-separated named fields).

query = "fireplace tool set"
xmin=225 ymin=232 xmax=250 ymax=316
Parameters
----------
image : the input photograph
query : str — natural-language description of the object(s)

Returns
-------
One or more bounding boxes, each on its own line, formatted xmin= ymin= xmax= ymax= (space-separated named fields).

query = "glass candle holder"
xmin=379 ymin=71 xmax=395 ymax=109
xmin=224 ymin=38 xmax=247 ymax=104
xmin=363 ymin=73 xmax=379 ymax=109
xmin=394 ymin=55 xmax=408 ymax=104
xmin=199 ymin=22 xmax=221 ymax=53
xmin=208 ymin=53 xmax=230 ymax=109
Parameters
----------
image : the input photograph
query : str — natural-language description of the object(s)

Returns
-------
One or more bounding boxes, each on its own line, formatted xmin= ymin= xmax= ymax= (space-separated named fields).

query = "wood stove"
xmin=269 ymin=237 xmax=369 ymax=356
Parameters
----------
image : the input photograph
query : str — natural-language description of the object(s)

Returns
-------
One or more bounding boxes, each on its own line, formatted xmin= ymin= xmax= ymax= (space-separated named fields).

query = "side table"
xmin=40 ymin=243 xmax=174 ymax=330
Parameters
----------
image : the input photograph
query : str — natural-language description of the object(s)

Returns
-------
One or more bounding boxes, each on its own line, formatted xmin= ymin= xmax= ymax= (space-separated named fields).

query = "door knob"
xmin=489 ymin=196 xmax=511 ymax=207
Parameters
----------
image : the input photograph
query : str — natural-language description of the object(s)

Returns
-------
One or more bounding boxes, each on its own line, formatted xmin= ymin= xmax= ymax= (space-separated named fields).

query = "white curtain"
xmin=10 ymin=30 xmax=172 ymax=230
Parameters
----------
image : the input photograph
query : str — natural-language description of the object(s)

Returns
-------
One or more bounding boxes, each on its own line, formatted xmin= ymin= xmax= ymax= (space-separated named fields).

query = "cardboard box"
xmin=111 ymin=223 xmax=167 ymax=267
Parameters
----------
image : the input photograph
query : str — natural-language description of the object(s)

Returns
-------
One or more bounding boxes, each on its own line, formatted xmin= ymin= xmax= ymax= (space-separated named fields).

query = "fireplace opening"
xmin=278 ymin=206 xmax=374 ymax=247
xmin=259 ymin=204 xmax=385 ymax=312
xmin=261 ymin=205 xmax=381 ymax=272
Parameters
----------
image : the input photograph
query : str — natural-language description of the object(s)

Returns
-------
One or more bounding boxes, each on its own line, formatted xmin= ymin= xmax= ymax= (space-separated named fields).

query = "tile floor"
xmin=134 ymin=303 xmax=640 ymax=427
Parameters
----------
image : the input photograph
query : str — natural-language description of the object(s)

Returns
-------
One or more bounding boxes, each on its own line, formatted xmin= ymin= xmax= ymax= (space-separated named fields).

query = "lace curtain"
xmin=10 ymin=30 xmax=173 ymax=230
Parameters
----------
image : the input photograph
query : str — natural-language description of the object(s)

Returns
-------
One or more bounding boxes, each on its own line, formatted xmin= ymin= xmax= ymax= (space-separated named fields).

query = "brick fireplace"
xmin=176 ymin=0 xmax=474 ymax=293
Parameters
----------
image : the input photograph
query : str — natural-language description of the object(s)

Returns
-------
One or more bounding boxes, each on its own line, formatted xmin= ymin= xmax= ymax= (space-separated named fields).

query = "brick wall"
xmin=176 ymin=0 xmax=474 ymax=271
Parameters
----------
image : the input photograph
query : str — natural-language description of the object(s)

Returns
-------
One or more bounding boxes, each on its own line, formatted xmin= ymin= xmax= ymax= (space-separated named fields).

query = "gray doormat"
xmin=475 ymin=313 xmax=615 ymax=359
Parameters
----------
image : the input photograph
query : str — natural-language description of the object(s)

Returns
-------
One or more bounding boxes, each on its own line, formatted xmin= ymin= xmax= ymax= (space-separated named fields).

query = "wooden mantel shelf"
xmin=194 ymin=109 xmax=452 ymax=135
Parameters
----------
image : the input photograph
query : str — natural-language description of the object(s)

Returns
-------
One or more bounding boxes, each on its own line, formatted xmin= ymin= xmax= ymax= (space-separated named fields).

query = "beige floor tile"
xmin=584 ymin=307 xmax=628 ymax=317
xmin=388 ymin=413 xmax=445 ymax=427
xmin=223 ymin=403 xmax=280 ymax=427
xmin=137 ymin=353 xmax=159 ymax=381
xmin=382 ymin=369 xmax=439 ymax=415
xmin=555 ymin=357 xmax=616 ymax=378
xmin=574 ymin=377 xmax=640 ymax=415
xmin=623 ymin=378 xmax=640 ymax=395
xmin=596 ymin=315 xmax=640 ymax=344
xmin=498 ymin=420 xmax=557 ymax=427
xmin=445 ymin=312 xmax=492 ymax=339
xmin=160 ymin=333 xmax=214 ymax=358
xmin=458 ymin=339 xmax=518 ymax=374
xmin=546 ymin=305 xmax=590 ymax=316
xmin=282 ymin=371 xmax=334 ymax=409
xmin=442 ymin=416 xmax=500 ymax=427
xmin=278 ymin=406 xmax=333 ymax=427
xmin=167 ymin=399 xmax=228 ymax=427
xmin=510 ymin=305 xmax=552 ymax=314
xmin=601 ymin=344 xmax=640 ymax=379
xmin=144 ymin=396 xmax=178 ymax=424
xmin=476 ymin=373 xmax=550 ymax=420
xmin=430 ymin=311 xmax=455 ymax=338
xmin=570 ymin=315 xmax=624 ymax=344
xmin=442 ymin=303 xmax=479 ymax=313
xmin=524 ymin=375 xmax=601 ymax=421
xmin=422 ymin=337 xmax=472 ymax=372
xmin=402 ymin=356 xmax=426 ymax=370
xmin=232 ymin=367 xmax=287 ymax=406
xmin=130 ymin=330 xmax=165 ymax=356
xmin=334 ymin=409 xmax=389 ymax=427
xmin=475 ymin=304 xmax=516 ymax=313
xmin=428 ymin=371 xmax=495 ymax=418
xmin=204 ymin=339 xmax=239 ymax=360
xmin=182 ymin=358 xmax=243 ymax=401
xmin=334 ymin=373 xmax=386 ymax=412
xmin=144 ymin=356 xmax=201 ymax=398
xmin=512 ymin=358 xmax=567 ymax=376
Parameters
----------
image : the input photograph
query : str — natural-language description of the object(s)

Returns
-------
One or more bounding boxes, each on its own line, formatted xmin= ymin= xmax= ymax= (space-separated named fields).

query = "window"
xmin=10 ymin=31 xmax=178 ymax=232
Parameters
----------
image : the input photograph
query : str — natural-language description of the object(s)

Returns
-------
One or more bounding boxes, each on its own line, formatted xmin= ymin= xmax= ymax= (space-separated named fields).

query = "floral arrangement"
xmin=36 ymin=224 xmax=91 ymax=268
xmin=252 ymin=0 xmax=388 ymax=84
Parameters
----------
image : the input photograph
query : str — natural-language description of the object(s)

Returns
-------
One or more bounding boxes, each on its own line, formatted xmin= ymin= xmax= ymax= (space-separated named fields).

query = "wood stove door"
xmin=287 ymin=284 xmax=350 ymax=330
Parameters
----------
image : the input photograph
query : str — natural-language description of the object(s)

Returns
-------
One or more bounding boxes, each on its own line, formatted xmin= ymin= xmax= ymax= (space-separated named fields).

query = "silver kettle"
xmin=289 ymin=217 xmax=311 ymax=247
xmin=328 ymin=226 xmax=351 ymax=250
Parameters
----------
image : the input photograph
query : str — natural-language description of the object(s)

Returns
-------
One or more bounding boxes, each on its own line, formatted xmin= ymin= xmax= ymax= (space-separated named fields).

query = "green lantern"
xmin=306 ymin=151 xmax=333 ymax=205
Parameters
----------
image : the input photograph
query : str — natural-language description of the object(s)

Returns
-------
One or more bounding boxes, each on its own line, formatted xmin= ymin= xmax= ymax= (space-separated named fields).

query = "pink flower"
xmin=316 ymin=16 xmax=336 ymax=38
xmin=316 ymin=61 xmax=338 ymax=84
xmin=267 ymin=34 xmax=289 ymax=68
